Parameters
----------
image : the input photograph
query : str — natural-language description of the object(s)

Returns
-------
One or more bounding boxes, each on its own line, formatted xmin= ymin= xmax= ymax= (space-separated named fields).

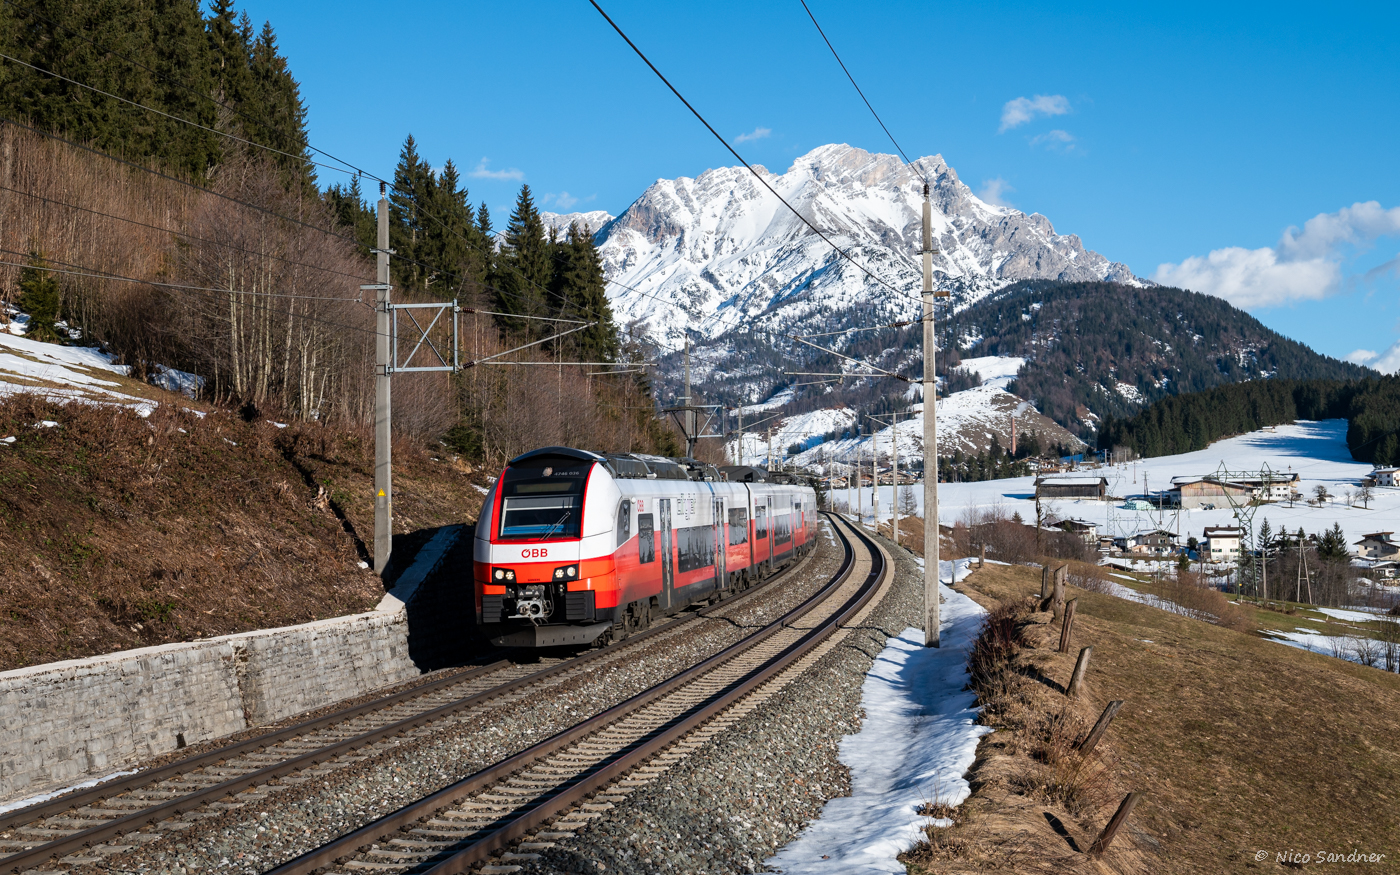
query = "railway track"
xmin=266 ymin=513 xmax=886 ymax=875
xmin=0 ymin=532 xmax=826 ymax=875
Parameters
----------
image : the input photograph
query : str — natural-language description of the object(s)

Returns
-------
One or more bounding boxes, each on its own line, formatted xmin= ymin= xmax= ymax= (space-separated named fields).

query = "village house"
xmin=1355 ymin=532 xmax=1400 ymax=561
xmin=1053 ymin=518 xmax=1100 ymax=547
xmin=1126 ymin=530 xmax=1176 ymax=555
xmin=1035 ymin=474 xmax=1108 ymax=500
xmin=1169 ymin=472 xmax=1301 ymax=508
xmin=1368 ymin=468 xmax=1400 ymax=488
xmin=1203 ymin=525 xmax=1243 ymax=562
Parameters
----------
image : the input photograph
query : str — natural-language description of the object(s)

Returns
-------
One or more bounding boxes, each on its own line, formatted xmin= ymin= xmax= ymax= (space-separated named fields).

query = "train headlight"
xmin=554 ymin=564 xmax=579 ymax=581
xmin=494 ymin=569 xmax=504 ymax=580
xmin=493 ymin=567 xmax=515 ymax=581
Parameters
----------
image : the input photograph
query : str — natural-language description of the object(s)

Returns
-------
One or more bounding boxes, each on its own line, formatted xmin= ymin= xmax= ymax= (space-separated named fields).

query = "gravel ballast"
xmin=512 ymin=532 xmax=926 ymax=875
xmin=65 ymin=530 xmax=851 ymax=875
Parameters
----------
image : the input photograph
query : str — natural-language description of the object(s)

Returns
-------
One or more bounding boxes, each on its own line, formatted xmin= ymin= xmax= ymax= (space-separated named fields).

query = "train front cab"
xmin=474 ymin=447 xmax=625 ymax=648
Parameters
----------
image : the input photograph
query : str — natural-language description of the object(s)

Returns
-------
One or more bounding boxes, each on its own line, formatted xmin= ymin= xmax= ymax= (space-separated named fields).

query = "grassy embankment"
xmin=902 ymin=561 xmax=1400 ymax=874
xmin=0 ymin=378 xmax=487 ymax=671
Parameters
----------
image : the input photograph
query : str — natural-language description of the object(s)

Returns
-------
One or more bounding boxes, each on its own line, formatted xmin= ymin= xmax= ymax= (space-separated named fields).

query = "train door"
xmin=713 ymin=497 xmax=727 ymax=590
xmin=659 ymin=498 xmax=674 ymax=610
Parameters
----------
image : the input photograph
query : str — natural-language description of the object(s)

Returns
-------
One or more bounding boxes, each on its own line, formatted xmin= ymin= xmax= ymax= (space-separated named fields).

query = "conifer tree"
xmin=493 ymin=185 xmax=551 ymax=335
xmin=18 ymin=252 xmax=62 ymax=343
xmin=389 ymin=134 xmax=433 ymax=291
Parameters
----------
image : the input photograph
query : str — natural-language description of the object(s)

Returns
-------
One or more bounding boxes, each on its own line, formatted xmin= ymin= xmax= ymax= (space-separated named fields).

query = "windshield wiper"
xmin=537 ymin=511 xmax=571 ymax=541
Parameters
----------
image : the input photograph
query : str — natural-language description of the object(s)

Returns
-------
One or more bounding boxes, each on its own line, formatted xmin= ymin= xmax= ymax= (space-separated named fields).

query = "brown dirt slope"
xmin=0 ymin=392 xmax=486 ymax=671
xmin=909 ymin=562 xmax=1400 ymax=874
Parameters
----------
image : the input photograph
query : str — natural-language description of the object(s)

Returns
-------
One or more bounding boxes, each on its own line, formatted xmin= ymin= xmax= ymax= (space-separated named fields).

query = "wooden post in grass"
xmin=1078 ymin=699 xmax=1124 ymax=756
xmin=1053 ymin=565 xmax=1068 ymax=620
xmin=1058 ymin=598 xmax=1078 ymax=653
xmin=1089 ymin=792 xmax=1140 ymax=856
xmin=1067 ymin=646 xmax=1092 ymax=697
xmin=979 ymin=545 xmax=985 ymax=568
xmin=1040 ymin=565 xmax=1053 ymax=608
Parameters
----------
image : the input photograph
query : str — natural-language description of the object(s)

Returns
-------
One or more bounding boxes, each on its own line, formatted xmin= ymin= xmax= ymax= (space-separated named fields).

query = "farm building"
xmin=1170 ymin=477 xmax=1255 ymax=510
xmin=1034 ymin=475 xmax=1107 ymax=500
xmin=1053 ymin=518 xmax=1100 ymax=546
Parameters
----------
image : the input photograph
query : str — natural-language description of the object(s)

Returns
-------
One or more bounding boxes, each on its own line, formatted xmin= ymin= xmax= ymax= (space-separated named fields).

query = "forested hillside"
xmin=0 ymin=0 xmax=679 ymax=467
xmin=1096 ymin=376 xmax=1400 ymax=466
xmin=958 ymin=280 xmax=1370 ymax=438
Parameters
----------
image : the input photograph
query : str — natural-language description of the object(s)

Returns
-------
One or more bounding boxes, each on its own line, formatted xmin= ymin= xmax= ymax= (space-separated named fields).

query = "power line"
xmin=0 ymin=248 xmax=367 ymax=306
xmin=0 ymin=181 xmax=371 ymax=284
xmin=798 ymin=0 xmax=931 ymax=183
xmin=0 ymin=50 xmax=356 ymax=181
xmin=0 ymin=248 xmax=384 ymax=338
xmin=585 ymin=0 xmax=920 ymax=306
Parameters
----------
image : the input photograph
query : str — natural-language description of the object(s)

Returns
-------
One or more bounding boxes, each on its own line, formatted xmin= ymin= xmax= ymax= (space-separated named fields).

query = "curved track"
xmin=267 ymin=513 xmax=885 ymax=875
xmin=0 ymin=535 xmax=824 ymax=875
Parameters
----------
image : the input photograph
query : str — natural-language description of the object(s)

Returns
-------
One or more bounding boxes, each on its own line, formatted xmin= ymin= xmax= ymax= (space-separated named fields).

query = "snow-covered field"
xmin=769 ymin=558 xmax=989 ymax=874
xmin=837 ymin=419 xmax=1396 ymax=548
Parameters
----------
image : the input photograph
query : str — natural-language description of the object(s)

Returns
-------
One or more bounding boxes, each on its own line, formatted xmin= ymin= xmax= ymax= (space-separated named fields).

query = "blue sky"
xmin=241 ymin=0 xmax=1400 ymax=368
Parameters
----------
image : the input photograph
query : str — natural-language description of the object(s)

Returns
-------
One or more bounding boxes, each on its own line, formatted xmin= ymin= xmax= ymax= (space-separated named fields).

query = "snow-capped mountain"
xmin=550 ymin=143 xmax=1141 ymax=346
xmin=540 ymin=210 xmax=614 ymax=239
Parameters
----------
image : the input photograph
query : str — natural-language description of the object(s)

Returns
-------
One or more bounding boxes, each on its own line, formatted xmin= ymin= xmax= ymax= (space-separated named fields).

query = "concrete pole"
xmin=872 ymin=420 xmax=880 ymax=533
xmin=922 ymin=183 xmax=941 ymax=647
xmin=737 ymin=404 xmax=744 ymax=466
xmin=892 ymin=408 xmax=900 ymax=548
xmin=857 ymin=425 xmax=863 ymax=526
xmin=683 ymin=336 xmax=696 ymax=458
xmin=374 ymin=183 xmax=392 ymax=575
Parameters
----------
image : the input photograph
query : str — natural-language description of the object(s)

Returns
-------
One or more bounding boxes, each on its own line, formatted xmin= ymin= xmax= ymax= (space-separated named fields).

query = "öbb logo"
xmin=522 ymin=547 xmax=548 ymax=559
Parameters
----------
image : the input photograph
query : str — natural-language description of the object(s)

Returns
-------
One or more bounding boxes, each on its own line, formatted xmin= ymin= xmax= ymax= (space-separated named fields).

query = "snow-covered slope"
xmin=727 ymin=356 xmax=1081 ymax=467
xmin=596 ymin=144 xmax=1142 ymax=346
xmin=540 ymin=210 xmax=615 ymax=238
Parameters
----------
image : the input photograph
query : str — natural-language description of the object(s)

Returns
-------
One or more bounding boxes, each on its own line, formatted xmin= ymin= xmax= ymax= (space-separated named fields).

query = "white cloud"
xmin=999 ymin=94 xmax=1071 ymax=132
xmin=735 ymin=126 xmax=771 ymax=144
xmin=555 ymin=191 xmax=579 ymax=209
xmin=977 ymin=177 xmax=1014 ymax=207
xmin=1152 ymin=201 xmax=1400 ymax=309
xmin=1375 ymin=344 xmax=1400 ymax=374
xmin=469 ymin=157 xmax=524 ymax=181
xmin=1029 ymin=129 xmax=1075 ymax=150
xmin=1349 ymin=344 xmax=1400 ymax=374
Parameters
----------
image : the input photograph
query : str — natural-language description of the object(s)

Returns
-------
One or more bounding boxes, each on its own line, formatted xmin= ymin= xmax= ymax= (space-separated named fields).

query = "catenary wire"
xmin=585 ymin=0 xmax=921 ymax=307
xmin=798 ymin=0 xmax=932 ymax=183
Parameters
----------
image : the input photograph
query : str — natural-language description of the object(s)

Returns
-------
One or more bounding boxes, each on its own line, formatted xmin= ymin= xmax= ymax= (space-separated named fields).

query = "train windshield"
xmin=497 ymin=462 xmax=590 ymax=539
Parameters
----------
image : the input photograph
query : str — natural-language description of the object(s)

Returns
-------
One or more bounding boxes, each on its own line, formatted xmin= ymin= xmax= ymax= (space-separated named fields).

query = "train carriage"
xmin=474 ymin=447 xmax=817 ymax=648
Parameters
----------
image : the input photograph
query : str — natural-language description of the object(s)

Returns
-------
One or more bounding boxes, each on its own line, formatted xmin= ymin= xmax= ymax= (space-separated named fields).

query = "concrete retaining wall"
xmin=0 ymin=606 xmax=418 ymax=802
xmin=0 ymin=525 xmax=464 ymax=804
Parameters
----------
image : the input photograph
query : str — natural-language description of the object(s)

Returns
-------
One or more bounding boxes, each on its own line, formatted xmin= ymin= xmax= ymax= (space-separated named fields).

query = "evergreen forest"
xmin=1096 ymin=376 xmax=1400 ymax=467
xmin=0 ymin=0 xmax=677 ymax=465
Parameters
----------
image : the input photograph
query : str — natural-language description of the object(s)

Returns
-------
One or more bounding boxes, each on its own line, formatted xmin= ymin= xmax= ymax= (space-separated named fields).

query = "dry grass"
xmin=907 ymin=561 xmax=1400 ymax=873
xmin=0 ymin=393 xmax=486 ymax=671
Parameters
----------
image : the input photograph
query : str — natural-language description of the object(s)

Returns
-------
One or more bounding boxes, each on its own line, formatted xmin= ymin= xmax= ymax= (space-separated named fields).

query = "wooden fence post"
xmin=1052 ymin=564 xmax=1068 ymax=619
xmin=1089 ymin=792 xmax=1140 ymax=856
xmin=1078 ymin=699 xmax=1124 ymax=756
xmin=1058 ymin=598 xmax=1078 ymax=653
xmin=1040 ymin=565 xmax=1052 ymax=608
xmin=979 ymin=545 xmax=985 ymax=568
xmin=1066 ymin=646 xmax=1092 ymax=697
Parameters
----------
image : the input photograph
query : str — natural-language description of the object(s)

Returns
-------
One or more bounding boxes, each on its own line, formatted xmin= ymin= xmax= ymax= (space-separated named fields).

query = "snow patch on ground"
xmin=769 ymin=558 xmax=990 ymax=874
xmin=0 ymin=769 xmax=139 ymax=816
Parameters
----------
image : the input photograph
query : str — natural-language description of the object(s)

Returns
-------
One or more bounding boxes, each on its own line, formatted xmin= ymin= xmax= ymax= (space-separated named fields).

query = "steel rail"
xmin=265 ymin=514 xmax=878 ymax=875
xmin=1 ymin=540 xmax=819 ymax=874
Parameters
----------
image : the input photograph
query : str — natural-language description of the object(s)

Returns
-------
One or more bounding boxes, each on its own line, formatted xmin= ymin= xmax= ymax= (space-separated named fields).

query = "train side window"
xmin=727 ymin=507 xmax=748 ymax=545
xmin=755 ymin=505 xmax=768 ymax=539
xmin=616 ymin=500 xmax=631 ymax=548
xmin=638 ymin=513 xmax=655 ymax=563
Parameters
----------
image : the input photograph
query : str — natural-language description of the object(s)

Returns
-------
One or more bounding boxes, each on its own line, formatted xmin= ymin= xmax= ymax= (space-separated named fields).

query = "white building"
xmin=1203 ymin=525 xmax=1243 ymax=562
xmin=1370 ymin=468 xmax=1400 ymax=488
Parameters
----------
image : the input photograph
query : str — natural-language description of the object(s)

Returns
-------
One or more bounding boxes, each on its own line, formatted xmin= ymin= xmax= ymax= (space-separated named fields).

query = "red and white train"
xmin=474 ymin=446 xmax=819 ymax=647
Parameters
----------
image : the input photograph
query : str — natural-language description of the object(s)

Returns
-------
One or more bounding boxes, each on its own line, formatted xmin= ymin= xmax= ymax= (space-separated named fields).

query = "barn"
xmin=1034 ymin=475 xmax=1107 ymax=500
